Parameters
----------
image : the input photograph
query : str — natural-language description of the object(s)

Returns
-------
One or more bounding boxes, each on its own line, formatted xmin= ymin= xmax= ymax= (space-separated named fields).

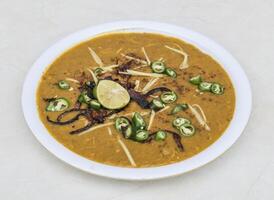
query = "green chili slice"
xmin=58 ymin=80 xmax=70 ymax=90
xmin=199 ymin=82 xmax=212 ymax=92
xmin=172 ymin=117 xmax=191 ymax=128
xmin=132 ymin=112 xmax=146 ymax=130
xmin=170 ymin=103 xmax=188 ymax=115
xmin=77 ymin=94 xmax=85 ymax=103
xmin=46 ymin=98 xmax=70 ymax=112
xmin=165 ymin=68 xmax=177 ymax=78
xmin=170 ymin=105 xmax=183 ymax=115
xmin=160 ymin=91 xmax=177 ymax=104
xmin=89 ymin=99 xmax=101 ymax=110
xmin=115 ymin=117 xmax=130 ymax=132
xmin=155 ymin=130 xmax=167 ymax=141
xmin=135 ymin=130 xmax=149 ymax=142
xmin=179 ymin=124 xmax=195 ymax=137
xmin=151 ymin=61 xmax=166 ymax=73
xmin=189 ymin=75 xmax=202 ymax=85
xmin=123 ymin=125 xmax=133 ymax=139
xmin=150 ymin=99 xmax=165 ymax=111
xmin=78 ymin=91 xmax=92 ymax=103
xmin=210 ymin=83 xmax=224 ymax=95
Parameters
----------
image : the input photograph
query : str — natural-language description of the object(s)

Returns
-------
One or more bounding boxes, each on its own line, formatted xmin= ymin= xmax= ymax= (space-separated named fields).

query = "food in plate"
xmin=37 ymin=33 xmax=235 ymax=167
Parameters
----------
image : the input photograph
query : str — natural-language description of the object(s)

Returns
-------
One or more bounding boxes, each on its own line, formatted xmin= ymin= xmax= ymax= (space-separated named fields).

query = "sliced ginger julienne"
xmin=88 ymin=47 xmax=104 ymax=67
xmin=164 ymin=45 xmax=189 ymax=69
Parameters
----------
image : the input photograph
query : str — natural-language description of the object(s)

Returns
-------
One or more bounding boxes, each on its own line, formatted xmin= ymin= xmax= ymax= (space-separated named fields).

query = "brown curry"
xmin=37 ymin=33 xmax=235 ymax=167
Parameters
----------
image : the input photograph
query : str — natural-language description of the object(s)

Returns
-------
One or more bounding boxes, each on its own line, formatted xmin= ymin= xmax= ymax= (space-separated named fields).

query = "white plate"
xmin=22 ymin=21 xmax=252 ymax=180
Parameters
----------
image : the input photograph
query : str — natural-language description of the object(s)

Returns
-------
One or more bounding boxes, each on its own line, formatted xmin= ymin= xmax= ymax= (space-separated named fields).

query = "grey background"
xmin=1 ymin=0 xmax=274 ymax=199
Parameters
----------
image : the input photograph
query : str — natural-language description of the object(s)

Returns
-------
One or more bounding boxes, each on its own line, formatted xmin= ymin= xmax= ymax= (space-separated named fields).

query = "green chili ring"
xmin=210 ymin=83 xmax=224 ymax=95
xmin=46 ymin=98 xmax=70 ymax=112
xmin=115 ymin=117 xmax=130 ymax=132
xmin=78 ymin=92 xmax=92 ymax=103
xmin=58 ymin=80 xmax=70 ymax=90
xmin=165 ymin=68 xmax=177 ymax=78
xmin=134 ymin=130 xmax=149 ymax=142
xmin=199 ymin=82 xmax=212 ymax=92
xmin=155 ymin=130 xmax=167 ymax=141
xmin=179 ymin=124 xmax=195 ymax=137
xmin=172 ymin=117 xmax=191 ymax=128
xmin=189 ymin=75 xmax=202 ymax=85
xmin=123 ymin=125 xmax=133 ymax=139
xmin=89 ymin=99 xmax=101 ymax=110
xmin=150 ymin=99 xmax=165 ymax=111
xmin=170 ymin=104 xmax=188 ymax=115
xmin=160 ymin=91 xmax=177 ymax=104
xmin=151 ymin=61 xmax=166 ymax=73
xmin=132 ymin=112 xmax=146 ymax=130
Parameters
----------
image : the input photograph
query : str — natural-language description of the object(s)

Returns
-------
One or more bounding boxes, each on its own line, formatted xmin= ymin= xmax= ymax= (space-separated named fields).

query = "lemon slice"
xmin=95 ymin=80 xmax=130 ymax=109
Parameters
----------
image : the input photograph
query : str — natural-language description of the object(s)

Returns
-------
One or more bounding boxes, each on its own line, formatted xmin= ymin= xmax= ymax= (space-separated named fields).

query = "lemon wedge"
xmin=95 ymin=80 xmax=130 ymax=109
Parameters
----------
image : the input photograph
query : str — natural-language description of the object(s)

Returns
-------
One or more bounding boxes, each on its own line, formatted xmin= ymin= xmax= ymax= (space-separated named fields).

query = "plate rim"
xmin=22 ymin=20 xmax=252 ymax=180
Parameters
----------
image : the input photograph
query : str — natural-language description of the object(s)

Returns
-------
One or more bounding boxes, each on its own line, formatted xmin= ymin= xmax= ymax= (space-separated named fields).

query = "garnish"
xmin=179 ymin=124 xmax=195 ymax=137
xmin=172 ymin=117 xmax=190 ymax=128
xmin=170 ymin=104 xmax=188 ymax=115
xmin=147 ymin=110 xmax=155 ymax=130
xmin=128 ymin=89 xmax=151 ymax=109
xmin=173 ymin=117 xmax=195 ymax=137
xmin=47 ymin=107 xmax=119 ymax=134
xmin=188 ymin=104 xmax=210 ymax=131
xmin=141 ymin=78 xmax=159 ymax=93
xmin=115 ymin=117 xmax=131 ymax=131
xmin=89 ymin=99 xmax=101 ymax=110
xmin=87 ymin=68 xmax=98 ymax=84
xmin=165 ymin=68 xmax=177 ymax=78
xmin=160 ymin=91 xmax=177 ymax=104
xmin=199 ymin=82 xmax=212 ymax=92
xmin=117 ymin=138 xmax=137 ymax=167
xmin=88 ymin=47 xmax=103 ymax=67
xmin=141 ymin=47 xmax=151 ymax=65
xmin=78 ymin=91 xmax=92 ymax=104
xmin=121 ymin=124 xmax=133 ymax=139
xmin=189 ymin=75 xmax=225 ymax=95
xmin=114 ymin=112 xmax=184 ymax=150
xmin=58 ymin=80 xmax=70 ymax=90
xmin=210 ymin=83 xmax=224 ymax=95
xmin=100 ymin=64 xmax=119 ymax=71
xmin=144 ymin=87 xmax=171 ymax=97
xmin=150 ymin=99 xmax=165 ymax=111
xmin=119 ymin=70 xmax=165 ymax=77
xmin=121 ymin=53 xmax=148 ymax=65
xmin=78 ymin=122 xmax=115 ymax=136
xmin=134 ymin=130 xmax=149 ymax=142
xmin=44 ymin=47 xmax=194 ymax=155
xmin=132 ymin=112 xmax=146 ymax=130
xmin=134 ymin=80 xmax=140 ymax=91
xmin=46 ymin=98 xmax=70 ymax=112
xmin=165 ymin=45 xmax=189 ymax=69
xmin=65 ymin=77 xmax=80 ymax=84
xmin=155 ymin=130 xmax=167 ymax=141
xmin=115 ymin=112 xmax=147 ymax=142
xmin=157 ymin=105 xmax=170 ymax=113
xmin=95 ymin=80 xmax=130 ymax=110
xmin=151 ymin=61 xmax=166 ymax=73
xmin=94 ymin=67 xmax=104 ymax=75
xmin=189 ymin=75 xmax=202 ymax=85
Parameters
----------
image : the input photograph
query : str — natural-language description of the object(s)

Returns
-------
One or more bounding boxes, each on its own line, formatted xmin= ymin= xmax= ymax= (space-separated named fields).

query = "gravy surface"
xmin=37 ymin=33 xmax=235 ymax=167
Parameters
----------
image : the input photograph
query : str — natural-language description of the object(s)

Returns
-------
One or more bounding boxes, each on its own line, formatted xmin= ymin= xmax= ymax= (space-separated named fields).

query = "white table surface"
xmin=1 ymin=0 xmax=274 ymax=199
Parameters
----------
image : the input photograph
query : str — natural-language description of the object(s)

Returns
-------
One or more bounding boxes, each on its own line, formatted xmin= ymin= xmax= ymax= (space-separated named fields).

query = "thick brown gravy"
xmin=37 ymin=33 xmax=235 ymax=167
